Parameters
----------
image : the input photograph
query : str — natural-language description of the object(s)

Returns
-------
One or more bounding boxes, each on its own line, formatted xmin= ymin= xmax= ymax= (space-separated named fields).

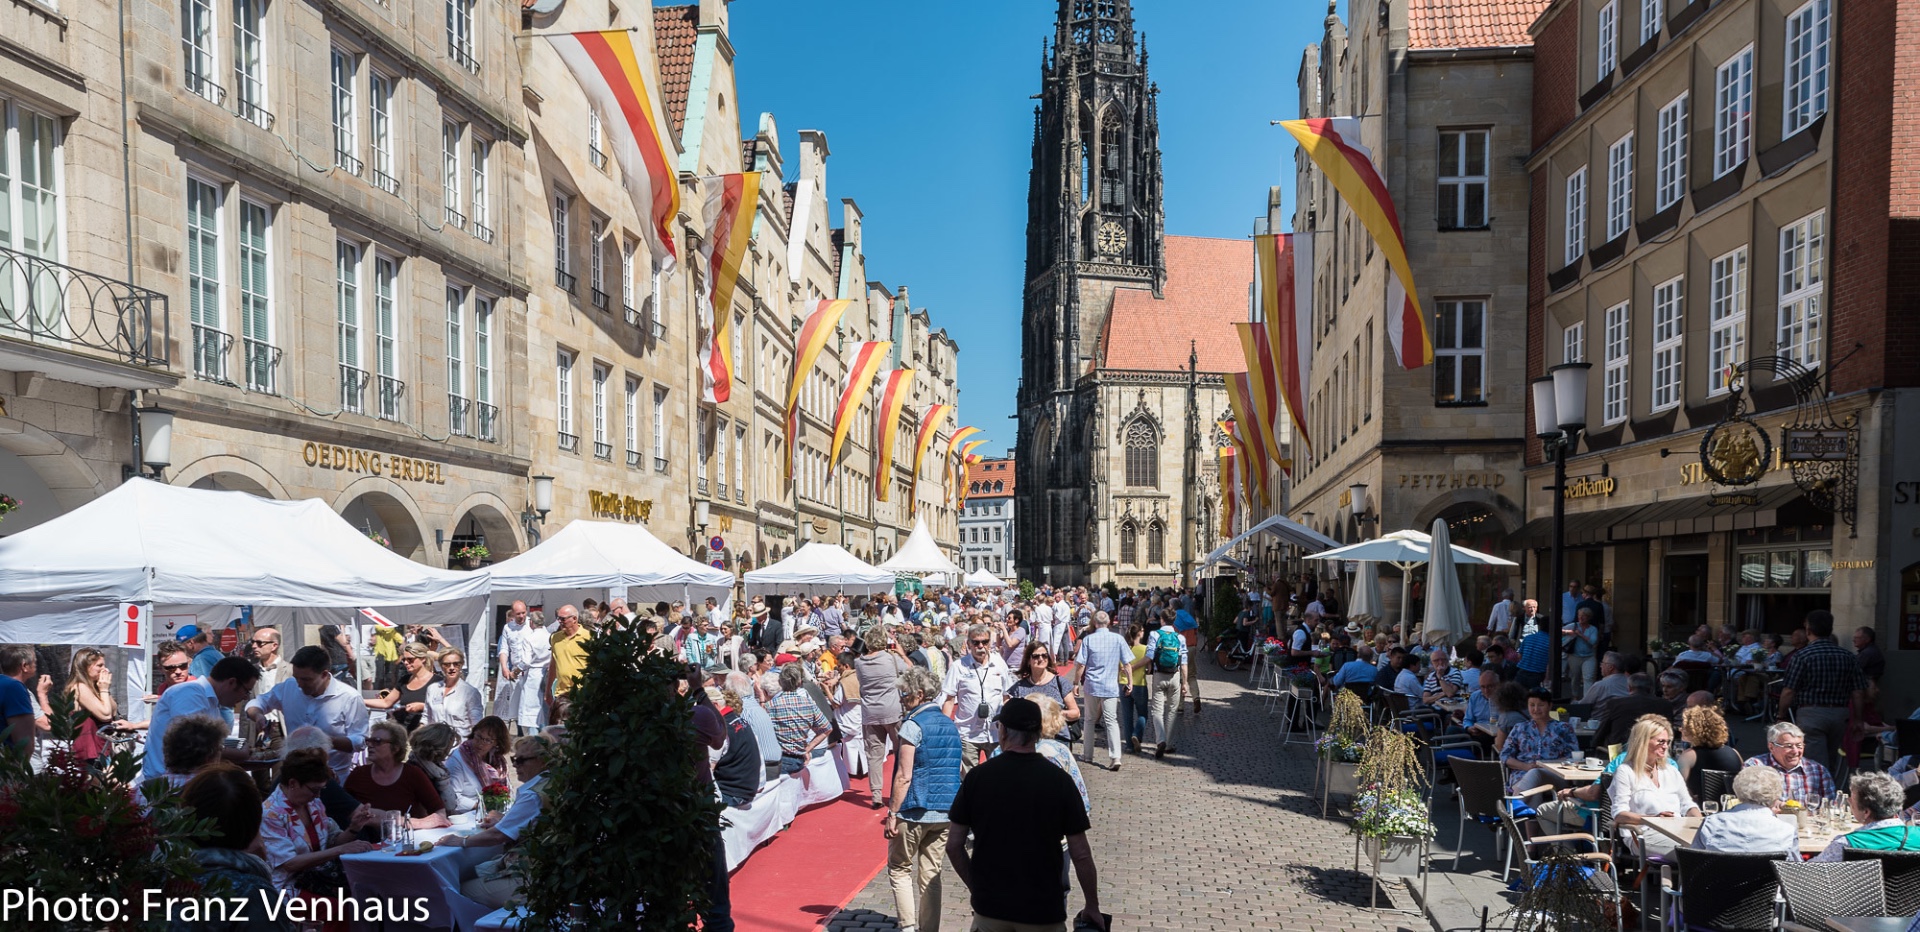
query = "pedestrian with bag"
xmin=1132 ymin=610 xmax=1186 ymax=760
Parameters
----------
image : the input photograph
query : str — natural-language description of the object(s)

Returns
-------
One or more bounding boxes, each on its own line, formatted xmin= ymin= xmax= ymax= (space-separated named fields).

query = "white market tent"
xmin=485 ymin=519 xmax=736 ymax=608
xmin=0 ymin=479 xmax=494 ymax=704
xmin=1204 ymin=513 xmax=1340 ymax=566
xmin=744 ymin=542 xmax=894 ymax=598
xmin=963 ymin=569 xmax=1008 ymax=589
xmin=875 ymin=517 xmax=964 ymax=577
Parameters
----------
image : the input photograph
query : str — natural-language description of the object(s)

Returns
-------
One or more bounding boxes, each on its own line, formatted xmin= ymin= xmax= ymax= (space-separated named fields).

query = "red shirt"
xmin=344 ymin=762 xmax=445 ymax=818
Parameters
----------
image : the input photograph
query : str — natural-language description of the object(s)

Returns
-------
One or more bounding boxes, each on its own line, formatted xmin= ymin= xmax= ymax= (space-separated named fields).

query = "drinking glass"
xmin=1703 ymin=799 xmax=1721 ymax=815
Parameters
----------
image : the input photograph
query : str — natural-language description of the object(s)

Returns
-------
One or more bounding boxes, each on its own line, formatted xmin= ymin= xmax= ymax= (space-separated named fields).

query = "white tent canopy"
xmin=875 ymin=517 xmax=964 ymax=577
xmin=485 ymin=519 xmax=736 ymax=605
xmin=1204 ymin=513 xmax=1340 ymax=565
xmin=1305 ymin=529 xmax=1515 ymax=635
xmin=744 ymin=542 xmax=895 ymax=597
xmin=0 ymin=479 xmax=494 ymax=705
xmin=963 ymin=569 xmax=1008 ymax=589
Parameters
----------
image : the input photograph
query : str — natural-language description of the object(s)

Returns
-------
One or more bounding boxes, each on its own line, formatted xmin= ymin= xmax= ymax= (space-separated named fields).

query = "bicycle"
xmin=1211 ymin=633 xmax=1255 ymax=671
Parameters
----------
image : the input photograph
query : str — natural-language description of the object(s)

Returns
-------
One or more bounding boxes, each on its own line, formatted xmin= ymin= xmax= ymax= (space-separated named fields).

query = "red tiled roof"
xmin=1099 ymin=236 xmax=1252 ymax=373
xmin=967 ymin=458 xmax=1015 ymax=498
xmin=1406 ymin=0 xmax=1548 ymax=50
xmin=653 ymin=5 xmax=698 ymax=138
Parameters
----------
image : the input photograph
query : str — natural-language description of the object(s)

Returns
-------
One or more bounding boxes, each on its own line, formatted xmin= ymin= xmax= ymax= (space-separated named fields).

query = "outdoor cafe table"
xmin=340 ymin=826 xmax=500 ymax=930
xmin=1637 ymin=814 xmax=1843 ymax=857
xmin=1824 ymin=918 xmax=1910 ymax=932
xmin=1537 ymin=760 xmax=1609 ymax=784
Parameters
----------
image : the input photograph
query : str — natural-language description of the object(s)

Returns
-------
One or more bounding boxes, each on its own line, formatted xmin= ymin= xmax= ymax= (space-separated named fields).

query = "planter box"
xmin=1365 ymin=835 xmax=1425 ymax=877
xmin=1321 ymin=761 xmax=1360 ymax=818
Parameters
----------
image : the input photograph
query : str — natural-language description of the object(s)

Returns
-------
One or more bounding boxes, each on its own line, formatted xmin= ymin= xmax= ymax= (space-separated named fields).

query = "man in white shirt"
xmin=245 ymin=646 xmax=370 ymax=781
xmin=705 ymin=597 xmax=729 ymax=631
xmin=1074 ymin=611 xmax=1130 ymax=771
xmin=1031 ymin=605 xmax=1055 ymax=663
xmin=941 ymin=622 xmax=1014 ymax=774
xmin=443 ymin=734 xmax=552 ymax=909
xmin=497 ymin=600 xmax=551 ymax=735
xmin=1487 ymin=589 xmax=1515 ymax=637
xmin=1304 ymin=596 xmax=1326 ymax=625
xmin=1135 ymin=614 xmax=1187 ymax=760
xmin=143 ymin=657 xmax=259 ymax=782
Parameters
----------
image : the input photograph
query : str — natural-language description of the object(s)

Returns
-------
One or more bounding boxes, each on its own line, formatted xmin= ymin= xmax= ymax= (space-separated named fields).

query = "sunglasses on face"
xmin=251 ymin=639 xmax=277 ymax=647
xmin=366 ymin=737 xmax=392 ymax=746
xmin=443 ymin=662 xmax=464 ymax=669
xmin=510 ymin=755 xmax=543 ymax=764
xmin=970 ymin=640 xmax=990 ymax=647
xmin=162 ymin=662 xmax=191 ymax=672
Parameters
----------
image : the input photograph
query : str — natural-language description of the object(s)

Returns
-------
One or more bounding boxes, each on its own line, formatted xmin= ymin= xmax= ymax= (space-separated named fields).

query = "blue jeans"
xmin=1122 ymin=684 xmax=1149 ymax=742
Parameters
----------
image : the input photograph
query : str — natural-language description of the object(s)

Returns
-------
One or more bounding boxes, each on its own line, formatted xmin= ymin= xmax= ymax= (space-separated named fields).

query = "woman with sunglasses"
xmin=365 ymin=643 xmax=438 ymax=731
xmin=1009 ymin=640 xmax=1080 ymax=735
xmin=1608 ymin=715 xmax=1700 ymax=858
xmin=343 ymin=719 xmax=452 ymax=829
xmin=260 ymin=748 xmax=377 ymax=893
xmin=423 ymin=648 xmax=484 ymax=739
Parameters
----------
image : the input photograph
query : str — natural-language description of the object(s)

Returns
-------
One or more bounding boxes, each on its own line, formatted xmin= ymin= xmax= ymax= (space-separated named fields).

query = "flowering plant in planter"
xmin=1317 ymin=690 xmax=1370 ymax=762
xmin=452 ymin=544 xmax=490 ymax=563
xmin=0 ymin=494 xmax=19 ymax=520
xmin=367 ymin=531 xmax=392 ymax=549
xmin=1351 ymin=725 xmax=1433 ymax=840
xmin=481 ymin=781 xmax=512 ymax=813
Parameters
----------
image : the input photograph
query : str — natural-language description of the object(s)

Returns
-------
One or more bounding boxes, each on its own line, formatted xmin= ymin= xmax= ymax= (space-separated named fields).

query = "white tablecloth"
xmin=722 ymin=775 xmax=798 ymax=871
xmin=796 ymin=747 xmax=849 ymax=809
xmin=342 ymin=834 xmax=499 ymax=931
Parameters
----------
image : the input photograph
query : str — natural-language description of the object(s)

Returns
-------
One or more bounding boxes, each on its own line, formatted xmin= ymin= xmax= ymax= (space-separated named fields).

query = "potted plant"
xmin=452 ymin=543 xmax=489 ymax=570
xmin=0 ymin=494 xmax=20 ymax=522
xmin=1500 ymin=848 xmax=1617 ymax=932
xmin=366 ymin=531 xmax=391 ymax=550
xmin=1317 ymin=690 xmax=1369 ymax=815
xmin=1351 ymin=725 xmax=1435 ymax=896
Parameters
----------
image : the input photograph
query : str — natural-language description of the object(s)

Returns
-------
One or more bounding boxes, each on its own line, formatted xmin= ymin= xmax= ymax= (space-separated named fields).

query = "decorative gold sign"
xmin=717 ymin=515 xmax=734 ymax=534
xmin=1832 ymin=559 xmax=1875 ymax=570
xmin=588 ymin=491 xmax=652 ymax=523
xmin=301 ymin=442 xmax=448 ymax=484
xmin=1564 ymin=476 xmax=1616 ymax=499
xmin=1397 ymin=473 xmax=1507 ymax=490
xmin=1701 ymin=418 xmax=1771 ymax=486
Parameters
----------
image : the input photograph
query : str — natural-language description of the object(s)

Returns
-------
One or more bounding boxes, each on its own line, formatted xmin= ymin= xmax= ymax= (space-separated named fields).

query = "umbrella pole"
xmin=1399 ymin=564 xmax=1412 ymax=641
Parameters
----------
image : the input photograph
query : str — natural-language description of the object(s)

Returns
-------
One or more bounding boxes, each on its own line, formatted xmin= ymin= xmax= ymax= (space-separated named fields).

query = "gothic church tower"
xmin=1015 ymin=0 xmax=1166 ymax=584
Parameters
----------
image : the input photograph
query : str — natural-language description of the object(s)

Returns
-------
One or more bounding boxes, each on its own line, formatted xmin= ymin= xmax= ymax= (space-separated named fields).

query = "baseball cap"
xmin=993 ymin=696 xmax=1042 ymax=732
xmin=176 ymin=624 xmax=202 ymax=640
xmin=775 ymin=653 xmax=799 ymax=665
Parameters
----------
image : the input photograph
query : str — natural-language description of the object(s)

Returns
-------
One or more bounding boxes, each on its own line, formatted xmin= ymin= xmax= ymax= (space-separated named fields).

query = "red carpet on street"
xmin=726 ymin=776 xmax=891 ymax=931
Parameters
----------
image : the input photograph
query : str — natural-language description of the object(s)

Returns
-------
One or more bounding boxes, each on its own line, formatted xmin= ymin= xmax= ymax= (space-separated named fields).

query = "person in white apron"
xmin=495 ymin=601 xmax=551 ymax=735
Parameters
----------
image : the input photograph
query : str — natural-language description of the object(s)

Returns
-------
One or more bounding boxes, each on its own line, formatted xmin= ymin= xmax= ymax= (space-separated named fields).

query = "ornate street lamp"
xmin=1532 ymin=362 xmax=1591 ymax=698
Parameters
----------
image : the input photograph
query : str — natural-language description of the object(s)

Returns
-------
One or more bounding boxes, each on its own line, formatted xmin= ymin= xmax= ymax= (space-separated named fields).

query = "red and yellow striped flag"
xmin=1224 ymin=374 xmax=1273 ymax=508
xmin=783 ymin=299 xmax=854 ymax=481
xmin=942 ymin=426 xmax=981 ymax=505
xmin=697 ymin=171 xmax=760 ymax=403
xmin=1221 ymin=419 xmax=1261 ymax=513
xmin=1218 ymin=445 xmax=1238 ymax=539
xmin=1254 ymin=232 xmax=1315 ymax=454
xmin=545 ymin=30 xmax=680 ymax=270
xmin=955 ymin=438 xmax=989 ymax=505
xmin=908 ymin=404 xmax=953 ymax=513
xmin=873 ymin=369 xmax=914 ymax=501
xmin=1235 ymin=321 xmax=1289 ymax=477
xmin=1279 ymin=118 xmax=1431 ymax=368
xmin=829 ymin=341 xmax=890 ymax=466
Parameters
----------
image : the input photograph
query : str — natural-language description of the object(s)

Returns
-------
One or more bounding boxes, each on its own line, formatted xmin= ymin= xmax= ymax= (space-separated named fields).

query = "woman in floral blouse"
xmin=1502 ymin=688 xmax=1580 ymax=794
xmin=259 ymin=749 xmax=377 ymax=892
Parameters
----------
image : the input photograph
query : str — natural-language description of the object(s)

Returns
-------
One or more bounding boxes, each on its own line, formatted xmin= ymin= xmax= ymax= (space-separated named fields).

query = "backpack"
xmin=1152 ymin=629 xmax=1182 ymax=675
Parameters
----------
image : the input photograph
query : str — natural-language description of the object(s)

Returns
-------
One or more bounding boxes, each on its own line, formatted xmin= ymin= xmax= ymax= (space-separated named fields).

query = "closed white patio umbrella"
xmin=1421 ymin=518 xmax=1470 ymax=646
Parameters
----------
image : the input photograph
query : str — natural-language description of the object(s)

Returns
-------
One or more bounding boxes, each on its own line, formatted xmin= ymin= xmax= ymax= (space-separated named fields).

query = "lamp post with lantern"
xmin=1531 ymin=362 xmax=1591 ymax=699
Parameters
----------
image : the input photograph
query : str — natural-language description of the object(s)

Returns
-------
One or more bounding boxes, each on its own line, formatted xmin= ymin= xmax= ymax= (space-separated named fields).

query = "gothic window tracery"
xmin=1119 ymin=519 xmax=1138 ymax=565
xmin=1146 ymin=519 xmax=1165 ymax=565
xmin=1100 ymin=111 xmax=1124 ymax=209
xmin=1123 ymin=418 xmax=1158 ymax=488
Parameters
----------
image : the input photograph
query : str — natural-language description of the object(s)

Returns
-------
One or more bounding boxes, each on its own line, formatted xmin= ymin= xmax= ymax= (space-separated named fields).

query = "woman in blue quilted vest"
xmin=885 ymin=666 xmax=962 ymax=932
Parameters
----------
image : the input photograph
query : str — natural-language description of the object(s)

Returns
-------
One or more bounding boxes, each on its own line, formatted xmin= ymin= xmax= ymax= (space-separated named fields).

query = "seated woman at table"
xmin=407 ymin=723 xmax=464 ymax=819
xmin=1691 ymin=765 xmax=1800 ymax=853
xmin=1609 ymin=717 xmax=1702 ymax=859
xmin=261 ymin=749 xmax=377 ymax=893
xmin=364 ymin=643 xmax=438 ymax=731
xmin=1676 ymin=706 xmax=1744 ymax=801
xmin=1811 ymin=771 xmax=1920 ymax=861
xmin=176 ymin=764 xmax=298 ymax=932
xmin=1503 ymin=688 xmax=1581 ymax=793
xmin=439 ymin=735 xmax=555 ymax=910
xmin=343 ymin=720 xmax=452 ymax=829
xmin=422 ymin=649 xmax=484 ymax=738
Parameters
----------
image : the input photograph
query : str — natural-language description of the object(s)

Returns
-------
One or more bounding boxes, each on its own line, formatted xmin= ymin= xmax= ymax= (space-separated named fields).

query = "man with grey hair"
xmin=1691 ymin=766 xmax=1801 ymax=853
xmin=1073 ymin=610 xmax=1129 ymax=771
xmin=1579 ymin=652 xmax=1632 ymax=711
xmin=940 ymin=623 xmax=1013 ymax=774
xmin=1487 ymin=588 xmax=1516 ymax=637
xmin=1743 ymin=720 xmax=1836 ymax=804
xmin=1811 ymin=771 xmax=1920 ymax=860
xmin=724 ymin=670 xmax=781 ymax=780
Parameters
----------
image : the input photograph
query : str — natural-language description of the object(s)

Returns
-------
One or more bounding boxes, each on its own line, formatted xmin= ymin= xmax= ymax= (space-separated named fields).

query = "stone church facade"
xmin=1014 ymin=0 xmax=1251 ymax=588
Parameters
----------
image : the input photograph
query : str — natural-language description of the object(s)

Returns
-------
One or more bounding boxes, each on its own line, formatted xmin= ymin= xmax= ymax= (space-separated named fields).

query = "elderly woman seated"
xmin=260 ymin=748 xmax=377 ymax=892
xmin=1691 ymin=766 xmax=1801 ymax=853
xmin=343 ymin=719 xmax=451 ymax=829
xmin=1811 ymin=772 xmax=1920 ymax=860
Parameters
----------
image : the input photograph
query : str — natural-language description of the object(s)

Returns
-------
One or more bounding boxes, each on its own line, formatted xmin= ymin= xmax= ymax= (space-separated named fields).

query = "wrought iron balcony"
xmin=377 ymin=375 xmax=405 ymax=420
xmin=623 ymin=304 xmax=640 ymax=326
xmin=626 ymin=449 xmax=641 ymax=468
xmin=736 ymin=487 xmax=745 ymax=504
xmin=476 ymin=402 xmax=498 ymax=442
xmin=0 ymin=244 xmax=172 ymax=372
xmin=372 ymin=169 xmax=399 ymax=196
xmin=339 ymin=363 xmax=369 ymax=413
xmin=557 ymin=431 xmax=579 ymax=453
xmin=335 ymin=148 xmax=363 ymax=177
xmin=185 ymin=69 xmax=227 ymax=105
xmin=444 ymin=206 xmax=466 ymax=231
xmin=594 ymin=440 xmax=612 ymax=460
xmin=654 ymin=455 xmax=668 ymax=472
xmin=555 ymin=267 xmax=577 ymax=293
xmin=589 ymin=146 xmax=607 ymax=171
xmin=190 ymin=323 xmax=234 ymax=385
xmin=590 ymin=288 xmax=609 ymax=311
xmin=232 ymin=90 xmax=275 ymax=130
xmin=448 ymin=42 xmax=479 ymax=75
xmin=242 ymin=337 xmax=280 ymax=393
xmin=697 ymin=477 xmax=709 ymax=496
xmin=448 ymin=393 xmax=471 ymax=436
xmin=471 ymin=222 xmax=494 ymax=244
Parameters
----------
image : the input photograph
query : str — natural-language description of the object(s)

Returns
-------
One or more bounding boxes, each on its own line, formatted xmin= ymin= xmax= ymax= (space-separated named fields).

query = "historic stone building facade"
xmin=1284 ymin=0 xmax=1543 ymax=623
xmin=961 ymin=458 xmax=1016 ymax=577
xmin=1015 ymin=0 xmax=1243 ymax=588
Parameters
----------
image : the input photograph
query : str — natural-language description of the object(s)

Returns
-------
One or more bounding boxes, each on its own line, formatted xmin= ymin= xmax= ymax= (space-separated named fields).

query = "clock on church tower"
xmin=1096 ymin=221 xmax=1128 ymax=256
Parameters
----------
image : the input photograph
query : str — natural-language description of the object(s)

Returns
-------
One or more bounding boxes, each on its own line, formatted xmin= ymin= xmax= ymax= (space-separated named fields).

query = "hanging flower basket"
xmin=452 ymin=543 xmax=489 ymax=569
xmin=0 ymin=494 xmax=20 ymax=522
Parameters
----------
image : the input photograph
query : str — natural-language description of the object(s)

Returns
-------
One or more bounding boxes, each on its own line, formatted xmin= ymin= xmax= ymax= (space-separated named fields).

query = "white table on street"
xmin=341 ymin=827 xmax=501 ymax=930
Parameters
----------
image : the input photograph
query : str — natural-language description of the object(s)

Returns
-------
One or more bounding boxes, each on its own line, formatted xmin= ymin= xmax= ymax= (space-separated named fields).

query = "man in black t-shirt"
xmin=946 ymin=697 xmax=1104 ymax=931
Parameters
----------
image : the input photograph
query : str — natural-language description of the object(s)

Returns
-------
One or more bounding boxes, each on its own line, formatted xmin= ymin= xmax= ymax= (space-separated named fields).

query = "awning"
xmin=1508 ymin=484 xmax=1807 ymax=549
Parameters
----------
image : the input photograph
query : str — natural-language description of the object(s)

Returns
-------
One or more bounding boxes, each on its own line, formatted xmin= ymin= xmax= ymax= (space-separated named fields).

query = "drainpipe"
xmin=117 ymin=0 xmax=143 ymax=478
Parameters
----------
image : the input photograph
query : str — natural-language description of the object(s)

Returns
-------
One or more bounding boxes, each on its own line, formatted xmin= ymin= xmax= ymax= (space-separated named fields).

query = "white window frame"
xmin=469 ymin=137 xmax=490 ymax=236
xmin=620 ymin=241 xmax=636 ymax=312
xmin=734 ymin=424 xmax=745 ymax=500
xmin=624 ymin=377 xmax=640 ymax=458
xmin=1783 ymin=0 xmax=1831 ymax=136
xmin=732 ymin=314 xmax=745 ymax=383
xmin=1655 ymin=93 xmax=1688 ymax=210
xmin=442 ymin=120 xmax=463 ymax=227
xmin=1651 ymin=276 xmax=1684 ymax=412
xmin=186 ymin=177 xmax=225 ymax=380
xmin=445 ymin=286 xmax=465 ymax=402
xmin=1432 ymin=299 xmax=1487 ymax=405
xmin=1778 ymin=211 xmax=1825 ymax=367
xmin=367 ymin=72 xmax=394 ymax=190
xmin=1436 ymin=129 xmax=1489 ymax=230
xmin=372 ymin=254 xmax=400 ymax=420
xmin=1564 ymin=167 xmax=1588 ymax=266
xmin=556 ymin=350 xmax=575 ymax=439
xmin=330 ymin=50 xmax=359 ymax=173
xmin=552 ymin=194 xmax=571 ymax=274
xmin=1602 ymin=301 xmax=1631 ymax=425
xmin=1606 ymin=132 xmax=1634 ymax=241
xmin=232 ymin=0 xmax=268 ymax=124
xmin=473 ymin=297 xmax=492 ymax=406
xmin=335 ymin=241 xmax=363 ymax=412
xmin=182 ymin=0 xmax=220 ymax=102
xmin=587 ymin=109 xmax=605 ymax=169
xmin=1639 ymin=0 xmax=1661 ymax=46
xmin=592 ymin=364 xmax=609 ymax=454
xmin=652 ymin=386 xmax=669 ymax=470
xmin=237 ymin=198 xmax=273 ymax=391
xmin=445 ymin=0 xmax=477 ymax=73
xmin=1708 ymin=247 xmax=1748 ymax=395
xmin=589 ymin=218 xmax=605 ymax=296
xmin=0 ymin=100 xmax=63 ymax=291
xmin=1596 ymin=1 xmax=1618 ymax=81
xmin=1563 ymin=320 xmax=1586 ymax=364
xmin=1713 ymin=46 xmax=1754 ymax=179
xmin=715 ymin=414 xmax=728 ymax=496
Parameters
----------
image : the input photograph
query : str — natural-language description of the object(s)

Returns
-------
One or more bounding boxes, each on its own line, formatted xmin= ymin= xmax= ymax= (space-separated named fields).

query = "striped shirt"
xmin=766 ymin=688 xmax=829 ymax=757
xmin=1074 ymin=628 xmax=1131 ymax=699
xmin=1518 ymin=630 xmax=1553 ymax=674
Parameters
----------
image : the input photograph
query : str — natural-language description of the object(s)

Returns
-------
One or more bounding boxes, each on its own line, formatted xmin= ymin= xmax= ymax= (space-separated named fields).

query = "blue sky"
xmin=726 ymin=1 xmax=1325 ymax=458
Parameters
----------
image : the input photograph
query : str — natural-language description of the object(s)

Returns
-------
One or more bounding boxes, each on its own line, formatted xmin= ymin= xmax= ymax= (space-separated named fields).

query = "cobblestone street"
xmin=826 ymin=666 xmax=1427 ymax=932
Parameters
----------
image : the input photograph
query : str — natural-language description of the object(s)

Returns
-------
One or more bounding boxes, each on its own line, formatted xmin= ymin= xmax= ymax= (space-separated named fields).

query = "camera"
xmin=976 ymin=702 xmax=992 ymax=720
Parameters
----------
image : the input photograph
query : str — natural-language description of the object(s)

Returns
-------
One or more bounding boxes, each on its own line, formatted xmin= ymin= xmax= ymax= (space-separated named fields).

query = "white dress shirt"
xmin=423 ymin=679 xmax=485 ymax=738
xmin=246 ymin=675 xmax=369 ymax=779
xmin=941 ymin=652 xmax=1013 ymax=745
